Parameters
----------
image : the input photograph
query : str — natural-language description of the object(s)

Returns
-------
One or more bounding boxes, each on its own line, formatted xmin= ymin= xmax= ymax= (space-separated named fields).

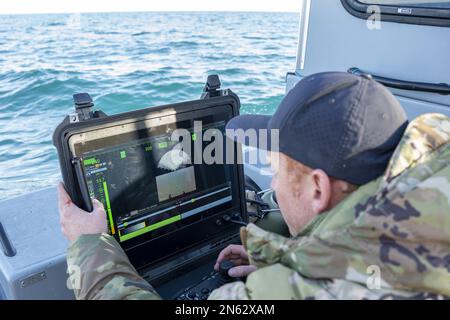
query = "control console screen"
xmin=68 ymin=106 xmax=241 ymax=251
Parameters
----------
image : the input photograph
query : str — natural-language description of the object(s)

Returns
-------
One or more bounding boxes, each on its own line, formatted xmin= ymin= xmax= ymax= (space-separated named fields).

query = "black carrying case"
xmin=52 ymin=75 xmax=243 ymax=212
xmin=52 ymin=76 xmax=248 ymax=276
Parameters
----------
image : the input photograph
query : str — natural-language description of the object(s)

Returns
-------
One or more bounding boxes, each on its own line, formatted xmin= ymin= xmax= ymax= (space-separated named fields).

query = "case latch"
xmin=71 ymin=93 xmax=94 ymax=122
xmin=201 ymin=75 xmax=225 ymax=99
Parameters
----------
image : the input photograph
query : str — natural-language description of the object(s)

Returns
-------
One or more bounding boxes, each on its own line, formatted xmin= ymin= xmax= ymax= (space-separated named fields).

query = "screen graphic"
xmin=77 ymin=112 xmax=235 ymax=245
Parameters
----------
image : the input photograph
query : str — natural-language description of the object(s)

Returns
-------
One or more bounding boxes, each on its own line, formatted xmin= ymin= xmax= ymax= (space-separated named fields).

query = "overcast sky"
xmin=0 ymin=0 xmax=301 ymax=15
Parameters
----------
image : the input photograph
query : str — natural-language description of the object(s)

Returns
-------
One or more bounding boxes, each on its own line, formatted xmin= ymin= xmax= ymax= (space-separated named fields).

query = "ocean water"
xmin=0 ymin=12 xmax=299 ymax=201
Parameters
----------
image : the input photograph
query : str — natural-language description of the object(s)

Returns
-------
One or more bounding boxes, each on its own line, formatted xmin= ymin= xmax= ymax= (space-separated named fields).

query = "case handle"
xmin=348 ymin=67 xmax=450 ymax=95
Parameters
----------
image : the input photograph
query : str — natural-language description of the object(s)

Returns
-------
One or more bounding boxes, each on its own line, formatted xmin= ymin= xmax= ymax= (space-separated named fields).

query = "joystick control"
xmin=219 ymin=260 xmax=235 ymax=278
xmin=173 ymin=260 xmax=237 ymax=300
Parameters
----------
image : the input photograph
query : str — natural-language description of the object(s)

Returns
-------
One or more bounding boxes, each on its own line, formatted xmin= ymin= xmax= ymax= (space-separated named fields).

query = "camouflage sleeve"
xmin=208 ymin=264 xmax=327 ymax=300
xmin=208 ymin=264 xmax=416 ymax=300
xmin=66 ymin=233 xmax=162 ymax=300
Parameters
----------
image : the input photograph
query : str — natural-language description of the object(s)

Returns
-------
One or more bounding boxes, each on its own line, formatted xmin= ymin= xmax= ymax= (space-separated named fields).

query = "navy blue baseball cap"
xmin=226 ymin=72 xmax=408 ymax=185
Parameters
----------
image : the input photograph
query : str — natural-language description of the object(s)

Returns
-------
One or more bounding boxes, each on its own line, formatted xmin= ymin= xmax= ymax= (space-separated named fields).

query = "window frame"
xmin=341 ymin=0 xmax=450 ymax=27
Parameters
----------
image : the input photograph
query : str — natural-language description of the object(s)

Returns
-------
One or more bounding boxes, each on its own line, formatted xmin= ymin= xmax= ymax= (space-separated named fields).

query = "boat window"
xmin=341 ymin=0 xmax=450 ymax=27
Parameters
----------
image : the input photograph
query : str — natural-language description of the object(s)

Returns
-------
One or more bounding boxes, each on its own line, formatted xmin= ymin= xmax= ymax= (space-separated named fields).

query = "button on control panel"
xmin=174 ymin=260 xmax=237 ymax=300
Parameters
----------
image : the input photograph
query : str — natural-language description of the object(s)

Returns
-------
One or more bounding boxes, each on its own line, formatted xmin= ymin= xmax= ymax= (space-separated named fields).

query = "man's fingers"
xmin=229 ymin=258 xmax=245 ymax=266
xmin=214 ymin=245 xmax=248 ymax=271
xmin=226 ymin=244 xmax=247 ymax=255
xmin=57 ymin=182 xmax=70 ymax=202
xmin=60 ymin=225 xmax=68 ymax=239
xmin=57 ymin=182 xmax=72 ymax=213
xmin=216 ymin=245 xmax=246 ymax=263
xmin=215 ymin=256 xmax=245 ymax=271
xmin=92 ymin=199 xmax=105 ymax=212
xmin=228 ymin=265 xmax=257 ymax=278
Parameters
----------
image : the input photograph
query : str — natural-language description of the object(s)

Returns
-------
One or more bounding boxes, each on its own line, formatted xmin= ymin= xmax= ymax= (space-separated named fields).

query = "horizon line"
xmin=0 ymin=10 xmax=299 ymax=16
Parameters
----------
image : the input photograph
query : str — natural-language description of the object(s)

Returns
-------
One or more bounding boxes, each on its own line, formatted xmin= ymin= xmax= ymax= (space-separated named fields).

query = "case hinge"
xmin=200 ymin=75 xmax=226 ymax=99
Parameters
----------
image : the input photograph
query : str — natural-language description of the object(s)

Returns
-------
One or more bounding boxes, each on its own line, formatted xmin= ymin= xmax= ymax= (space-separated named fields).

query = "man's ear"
xmin=311 ymin=169 xmax=332 ymax=214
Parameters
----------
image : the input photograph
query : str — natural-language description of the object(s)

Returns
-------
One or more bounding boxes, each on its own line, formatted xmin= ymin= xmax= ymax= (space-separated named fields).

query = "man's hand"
xmin=214 ymin=244 xmax=257 ymax=278
xmin=58 ymin=182 xmax=108 ymax=243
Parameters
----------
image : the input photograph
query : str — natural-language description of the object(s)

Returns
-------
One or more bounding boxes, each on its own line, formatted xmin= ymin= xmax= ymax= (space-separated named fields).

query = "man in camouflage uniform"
xmin=59 ymin=72 xmax=450 ymax=299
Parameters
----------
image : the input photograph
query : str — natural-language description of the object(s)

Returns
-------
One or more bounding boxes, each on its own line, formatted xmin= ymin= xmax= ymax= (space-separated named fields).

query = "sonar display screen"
xmin=72 ymin=111 xmax=236 ymax=246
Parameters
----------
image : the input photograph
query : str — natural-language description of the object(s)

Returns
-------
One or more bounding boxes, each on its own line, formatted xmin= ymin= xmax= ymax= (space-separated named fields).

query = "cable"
xmin=230 ymin=219 xmax=248 ymax=226
xmin=222 ymin=214 xmax=248 ymax=226
xmin=245 ymin=190 xmax=272 ymax=221
xmin=246 ymin=198 xmax=270 ymax=207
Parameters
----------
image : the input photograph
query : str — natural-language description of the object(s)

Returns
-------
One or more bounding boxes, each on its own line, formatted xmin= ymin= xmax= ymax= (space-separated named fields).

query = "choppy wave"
xmin=132 ymin=31 xmax=154 ymax=37
xmin=0 ymin=12 xmax=298 ymax=201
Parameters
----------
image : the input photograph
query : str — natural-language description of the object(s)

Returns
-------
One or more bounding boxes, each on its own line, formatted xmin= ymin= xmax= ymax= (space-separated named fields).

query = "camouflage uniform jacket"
xmin=67 ymin=113 xmax=450 ymax=300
